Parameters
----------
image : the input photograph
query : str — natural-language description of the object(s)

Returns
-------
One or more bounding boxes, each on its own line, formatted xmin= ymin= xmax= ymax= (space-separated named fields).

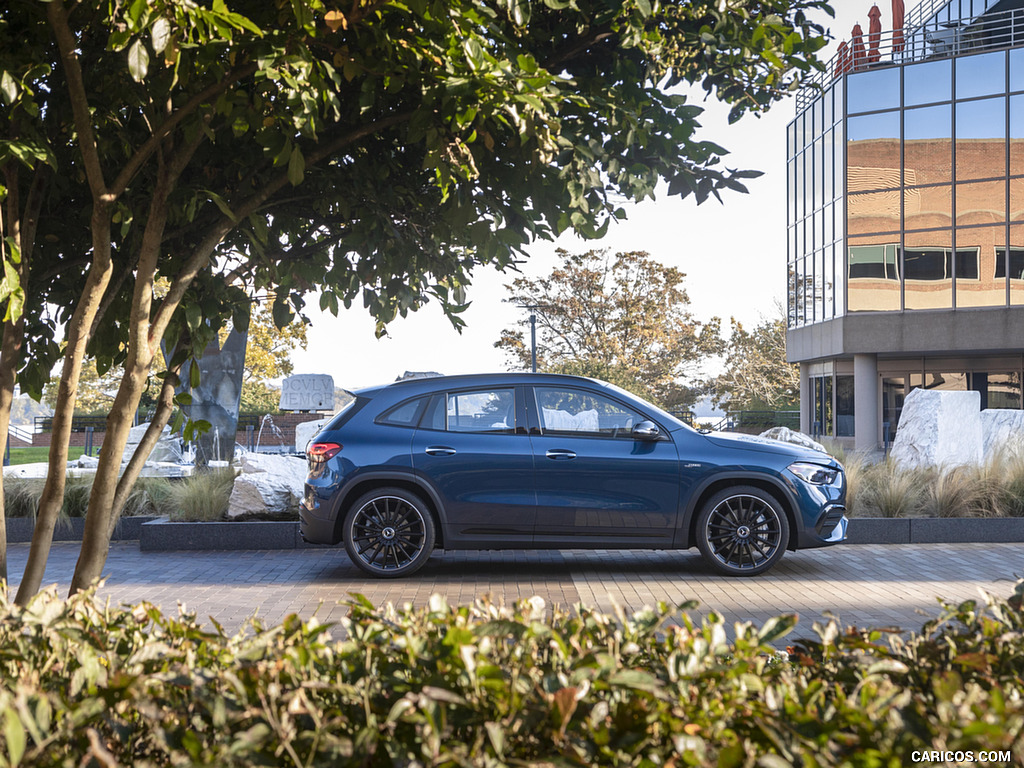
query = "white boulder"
xmin=124 ymin=422 xmax=183 ymax=464
xmin=981 ymin=408 xmax=1024 ymax=460
xmin=226 ymin=451 xmax=307 ymax=518
xmin=758 ymin=426 xmax=826 ymax=453
xmin=295 ymin=418 xmax=330 ymax=453
xmin=891 ymin=388 xmax=983 ymax=469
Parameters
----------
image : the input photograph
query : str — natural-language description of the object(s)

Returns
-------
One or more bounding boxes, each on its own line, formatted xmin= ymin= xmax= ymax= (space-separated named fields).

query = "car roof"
xmin=352 ymin=372 xmax=608 ymax=398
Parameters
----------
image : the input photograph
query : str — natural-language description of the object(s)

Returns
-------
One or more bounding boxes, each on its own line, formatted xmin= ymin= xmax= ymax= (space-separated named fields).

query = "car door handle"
xmin=424 ymin=446 xmax=457 ymax=456
xmin=545 ymin=449 xmax=577 ymax=460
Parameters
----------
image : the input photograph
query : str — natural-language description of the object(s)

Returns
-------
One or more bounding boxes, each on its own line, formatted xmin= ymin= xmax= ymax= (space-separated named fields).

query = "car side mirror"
xmin=631 ymin=421 xmax=661 ymax=440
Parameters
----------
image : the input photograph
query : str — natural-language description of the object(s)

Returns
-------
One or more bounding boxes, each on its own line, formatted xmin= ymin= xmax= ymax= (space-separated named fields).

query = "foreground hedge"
xmin=1 ymin=583 xmax=1023 ymax=767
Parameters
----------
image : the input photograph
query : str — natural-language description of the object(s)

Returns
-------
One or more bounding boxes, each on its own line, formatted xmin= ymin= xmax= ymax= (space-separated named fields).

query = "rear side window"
xmin=376 ymin=396 xmax=429 ymax=428
xmin=447 ymin=389 xmax=515 ymax=434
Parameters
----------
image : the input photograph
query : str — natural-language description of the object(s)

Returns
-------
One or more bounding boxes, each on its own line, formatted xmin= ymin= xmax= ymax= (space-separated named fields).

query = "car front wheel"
xmin=343 ymin=487 xmax=436 ymax=578
xmin=695 ymin=486 xmax=790 ymax=576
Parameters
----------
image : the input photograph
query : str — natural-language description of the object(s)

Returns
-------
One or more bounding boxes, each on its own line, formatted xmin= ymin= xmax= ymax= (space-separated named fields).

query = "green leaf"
xmin=758 ymin=614 xmax=797 ymax=644
xmin=287 ymin=146 xmax=305 ymax=186
xmin=4 ymin=709 xmax=26 ymax=767
xmin=0 ymin=71 xmax=17 ymax=105
xmin=635 ymin=0 xmax=652 ymax=18
xmin=151 ymin=17 xmax=171 ymax=54
xmin=204 ymin=189 xmax=239 ymax=223
xmin=128 ymin=39 xmax=150 ymax=82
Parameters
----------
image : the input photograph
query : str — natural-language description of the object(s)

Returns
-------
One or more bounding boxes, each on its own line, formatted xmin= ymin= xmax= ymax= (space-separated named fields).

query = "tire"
xmin=695 ymin=486 xmax=790 ymax=576
xmin=342 ymin=487 xmax=436 ymax=578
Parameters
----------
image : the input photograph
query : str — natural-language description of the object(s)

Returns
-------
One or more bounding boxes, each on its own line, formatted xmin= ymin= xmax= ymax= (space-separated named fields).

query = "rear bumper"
xmin=299 ymin=488 xmax=339 ymax=545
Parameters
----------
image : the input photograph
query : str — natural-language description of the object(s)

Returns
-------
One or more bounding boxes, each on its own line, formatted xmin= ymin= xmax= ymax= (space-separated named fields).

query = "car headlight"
xmin=789 ymin=461 xmax=842 ymax=487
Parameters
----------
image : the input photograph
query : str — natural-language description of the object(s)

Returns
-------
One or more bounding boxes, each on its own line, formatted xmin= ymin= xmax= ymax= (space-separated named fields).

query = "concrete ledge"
xmin=11 ymin=516 xmax=1023 ymax=550
xmin=139 ymin=517 xmax=314 ymax=551
xmin=5 ymin=516 xmax=157 ymax=543
xmin=846 ymin=518 xmax=911 ymax=544
xmin=847 ymin=517 xmax=1024 ymax=544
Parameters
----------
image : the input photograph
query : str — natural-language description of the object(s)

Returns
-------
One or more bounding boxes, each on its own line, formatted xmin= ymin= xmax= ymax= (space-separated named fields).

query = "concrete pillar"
xmin=799 ymin=363 xmax=812 ymax=435
xmin=854 ymin=353 xmax=879 ymax=452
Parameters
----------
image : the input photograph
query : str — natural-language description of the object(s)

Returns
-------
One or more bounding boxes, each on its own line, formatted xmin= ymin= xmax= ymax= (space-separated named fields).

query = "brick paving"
xmin=4 ymin=541 xmax=1022 ymax=639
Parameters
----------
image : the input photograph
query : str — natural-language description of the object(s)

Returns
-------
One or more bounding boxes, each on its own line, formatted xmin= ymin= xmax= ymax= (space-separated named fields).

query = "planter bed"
xmin=846 ymin=516 xmax=1024 ymax=544
xmin=10 ymin=516 xmax=1023 ymax=550
xmin=5 ymin=516 xmax=158 ymax=544
xmin=138 ymin=517 xmax=319 ymax=551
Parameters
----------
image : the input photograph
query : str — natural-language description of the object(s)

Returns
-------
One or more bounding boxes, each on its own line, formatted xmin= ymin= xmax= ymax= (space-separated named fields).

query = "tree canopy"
xmin=0 ymin=0 xmax=832 ymax=596
xmin=713 ymin=307 xmax=799 ymax=411
xmin=496 ymin=249 xmax=723 ymax=407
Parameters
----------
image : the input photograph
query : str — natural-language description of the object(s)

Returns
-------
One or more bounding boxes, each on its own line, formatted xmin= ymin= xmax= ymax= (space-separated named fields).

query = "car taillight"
xmin=308 ymin=442 xmax=342 ymax=461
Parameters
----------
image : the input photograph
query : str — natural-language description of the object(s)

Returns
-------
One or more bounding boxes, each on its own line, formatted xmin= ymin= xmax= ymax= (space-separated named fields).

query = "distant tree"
xmin=495 ymin=249 xmax=722 ymax=408
xmin=714 ymin=307 xmax=799 ymax=411
xmin=239 ymin=302 xmax=308 ymax=413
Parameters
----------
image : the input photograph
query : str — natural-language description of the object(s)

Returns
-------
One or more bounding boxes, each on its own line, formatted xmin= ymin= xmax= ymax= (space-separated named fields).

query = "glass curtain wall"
xmin=787 ymin=79 xmax=844 ymax=327
xmin=836 ymin=46 xmax=1024 ymax=315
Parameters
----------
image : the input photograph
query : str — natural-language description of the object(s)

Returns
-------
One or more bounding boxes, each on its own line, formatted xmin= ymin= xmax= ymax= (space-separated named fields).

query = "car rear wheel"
xmin=343 ymin=488 xmax=436 ymax=578
xmin=695 ymin=486 xmax=789 ymax=576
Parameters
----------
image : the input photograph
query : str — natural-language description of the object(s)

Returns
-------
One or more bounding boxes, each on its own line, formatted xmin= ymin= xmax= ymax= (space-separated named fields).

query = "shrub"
xmin=856 ymin=459 xmax=925 ymax=518
xmin=160 ymin=469 xmax=235 ymax=522
xmin=1 ymin=582 xmax=1023 ymax=766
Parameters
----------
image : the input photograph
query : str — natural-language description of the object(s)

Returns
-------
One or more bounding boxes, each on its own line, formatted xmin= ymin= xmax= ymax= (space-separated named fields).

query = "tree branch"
xmin=111 ymin=63 xmax=257 ymax=198
xmin=47 ymin=0 xmax=109 ymax=201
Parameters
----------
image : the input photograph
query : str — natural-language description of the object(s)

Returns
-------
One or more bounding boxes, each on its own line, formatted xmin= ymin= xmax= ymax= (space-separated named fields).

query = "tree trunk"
xmin=0 ymin=162 xmax=44 ymax=585
xmin=107 ymin=366 xmax=181 ymax=539
xmin=68 ymin=360 xmax=151 ymax=594
xmin=14 ymin=210 xmax=112 ymax=605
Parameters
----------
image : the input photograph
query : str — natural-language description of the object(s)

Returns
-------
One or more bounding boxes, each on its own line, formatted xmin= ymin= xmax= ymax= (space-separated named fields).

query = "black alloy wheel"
xmin=695 ymin=486 xmax=790 ymax=576
xmin=343 ymin=487 xmax=436 ymax=577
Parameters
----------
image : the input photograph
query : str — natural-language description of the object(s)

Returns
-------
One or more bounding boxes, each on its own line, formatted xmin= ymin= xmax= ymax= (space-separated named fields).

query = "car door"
xmin=412 ymin=386 xmax=536 ymax=547
xmin=528 ymin=384 xmax=681 ymax=545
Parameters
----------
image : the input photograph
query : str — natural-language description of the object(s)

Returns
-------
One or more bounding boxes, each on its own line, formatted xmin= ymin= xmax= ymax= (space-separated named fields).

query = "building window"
xmin=904 ymin=247 xmax=979 ymax=280
xmin=812 ymin=375 xmax=833 ymax=437
xmin=882 ymin=378 xmax=905 ymax=443
xmin=849 ymin=244 xmax=899 ymax=279
xmin=836 ymin=376 xmax=854 ymax=437
xmin=995 ymin=248 xmax=1024 ymax=279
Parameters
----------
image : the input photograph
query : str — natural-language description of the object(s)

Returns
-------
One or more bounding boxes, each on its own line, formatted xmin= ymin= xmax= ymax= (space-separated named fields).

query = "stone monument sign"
xmin=280 ymin=374 xmax=334 ymax=412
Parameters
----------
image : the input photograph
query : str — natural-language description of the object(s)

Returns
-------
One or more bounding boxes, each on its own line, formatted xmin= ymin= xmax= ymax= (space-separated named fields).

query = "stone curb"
xmin=138 ymin=516 xmax=320 ymax=551
xmin=10 ymin=517 xmax=1024 ymax=550
xmin=5 ymin=516 xmax=157 ymax=544
xmin=846 ymin=517 xmax=1024 ymax=544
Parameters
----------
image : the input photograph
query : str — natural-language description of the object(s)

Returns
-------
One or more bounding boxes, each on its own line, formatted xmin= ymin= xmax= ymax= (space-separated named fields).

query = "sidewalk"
xmin=4 ymin=542 xmax=1021 ymax=637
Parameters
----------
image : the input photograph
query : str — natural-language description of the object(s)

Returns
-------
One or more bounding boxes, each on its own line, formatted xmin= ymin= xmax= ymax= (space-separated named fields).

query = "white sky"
xmin=290 ymin=2 xmax=885 ymax=392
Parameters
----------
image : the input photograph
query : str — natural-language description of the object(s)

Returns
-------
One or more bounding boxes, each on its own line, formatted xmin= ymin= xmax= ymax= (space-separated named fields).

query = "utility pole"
xmin=516 ymin=304 xmax=544 ymax=373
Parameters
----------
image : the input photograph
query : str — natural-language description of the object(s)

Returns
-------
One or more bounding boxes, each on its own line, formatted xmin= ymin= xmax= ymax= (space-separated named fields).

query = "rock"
xmin=982 ymin=409 xmax=1024 ymax=460
xmin=295 ymin=418 xmax=331 ymax=453
xmin=891 ymin=388 xmax=983 ymax=469
xmin=758 ymin=426 xmax=826 ymax=453
xmin=124 ymin=422 xmax=183 ymax=464
xmin=226 ymin=451 xmax=308 ymax=518
xmin=73 ymin=454 xmax=100 ymax=468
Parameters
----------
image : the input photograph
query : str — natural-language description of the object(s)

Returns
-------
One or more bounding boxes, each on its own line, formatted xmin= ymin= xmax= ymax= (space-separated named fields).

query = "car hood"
xmin=702 ymin=431 xmax=837 ymax=463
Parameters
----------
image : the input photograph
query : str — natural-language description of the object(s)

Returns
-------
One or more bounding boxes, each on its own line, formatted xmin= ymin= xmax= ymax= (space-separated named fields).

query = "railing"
xmin=34 ymin=415 xmax=108 ymax=433
xmin=796 ymin=5 xmax=1024 ymax=112
xmin=8 ymin=424 xmax=33 ymax=443
xmin=669 ymin=410 xmax=696 ymax=426
xmin=729 ymin=410 xmax=800 ymax=433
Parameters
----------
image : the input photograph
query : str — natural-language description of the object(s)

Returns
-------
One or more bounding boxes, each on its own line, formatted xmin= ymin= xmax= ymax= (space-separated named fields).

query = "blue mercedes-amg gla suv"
xmin=300 ymin=373 xmax=847 ymax=577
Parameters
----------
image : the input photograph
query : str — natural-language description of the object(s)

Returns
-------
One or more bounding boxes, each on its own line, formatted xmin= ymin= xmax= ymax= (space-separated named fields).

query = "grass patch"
xmin=6 ymin=446 xmax=86 ymax=465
